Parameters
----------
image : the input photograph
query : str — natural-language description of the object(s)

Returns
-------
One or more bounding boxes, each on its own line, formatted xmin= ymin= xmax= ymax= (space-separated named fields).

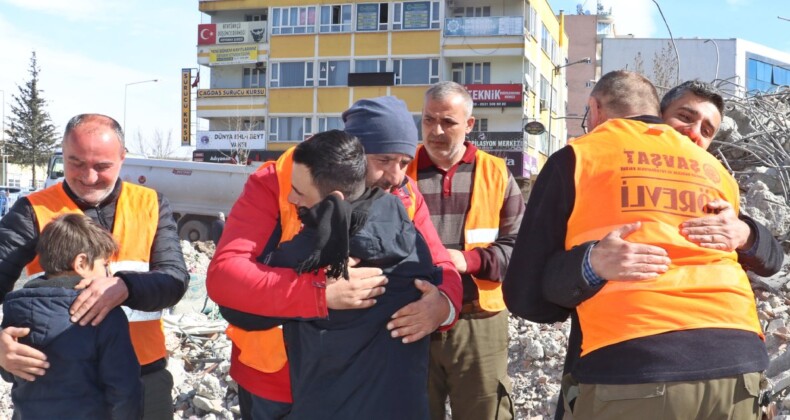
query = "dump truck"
xmin=45 ymin=150 xmax=257 ymax=241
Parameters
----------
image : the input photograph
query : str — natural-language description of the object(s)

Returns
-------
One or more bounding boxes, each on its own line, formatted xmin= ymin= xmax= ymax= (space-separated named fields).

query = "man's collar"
xmin=630 ymin=115 xmax=663 ymax=124
xmin=416 ymin=141 xmax=477 ymax=171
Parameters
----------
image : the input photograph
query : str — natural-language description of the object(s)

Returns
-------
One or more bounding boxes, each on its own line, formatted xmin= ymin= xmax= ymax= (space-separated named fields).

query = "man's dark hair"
xmin=37 ymin=214 xmax=119 ymax=276
xmin=293 ymin=130 xmax=367 ymax=201
xmin=660 ymin=80 xmax=725 ymax=118
xmin=63 ymin=113 xmax=125 ymax=148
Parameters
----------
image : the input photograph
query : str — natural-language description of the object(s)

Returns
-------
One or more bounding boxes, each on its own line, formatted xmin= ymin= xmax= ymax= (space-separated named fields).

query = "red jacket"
xmin=207 ymin=164 xmax=462 ymax=402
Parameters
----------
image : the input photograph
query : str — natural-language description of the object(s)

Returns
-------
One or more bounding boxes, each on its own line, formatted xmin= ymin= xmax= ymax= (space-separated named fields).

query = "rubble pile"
xmin=714 ymin=86 xmax=790 ymax=204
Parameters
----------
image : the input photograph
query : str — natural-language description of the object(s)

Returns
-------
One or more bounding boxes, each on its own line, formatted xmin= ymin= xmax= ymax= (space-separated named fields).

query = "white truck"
xmin=45 ymin=150 xmax=258 ymax=242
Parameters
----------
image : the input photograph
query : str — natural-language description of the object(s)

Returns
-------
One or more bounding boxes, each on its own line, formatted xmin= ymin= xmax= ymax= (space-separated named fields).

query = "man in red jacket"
xmin=207 ymin=96 xmax=462 ymax=419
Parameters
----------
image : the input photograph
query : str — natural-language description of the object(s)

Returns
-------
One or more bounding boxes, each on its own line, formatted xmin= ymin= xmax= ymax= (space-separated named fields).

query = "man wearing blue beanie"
xmin=208 ymin=96 xmax=462 ymax=419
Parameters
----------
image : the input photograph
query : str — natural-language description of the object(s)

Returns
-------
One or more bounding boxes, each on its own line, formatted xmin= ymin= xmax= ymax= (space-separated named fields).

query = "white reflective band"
xmin=466 ymin=228 xmax=499 ymax=244
xmin=122 ymin=306 xmax=163 ymax=322
xmin=27 ymin=271 xmax=44 ymax=279
xmin=109 ymin=261 xmax=150 ymax=274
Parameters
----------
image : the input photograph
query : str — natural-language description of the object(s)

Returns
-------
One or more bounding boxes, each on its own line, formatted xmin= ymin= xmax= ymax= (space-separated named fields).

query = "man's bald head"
xmin=586 ymin=71 xmax=660 ymax=131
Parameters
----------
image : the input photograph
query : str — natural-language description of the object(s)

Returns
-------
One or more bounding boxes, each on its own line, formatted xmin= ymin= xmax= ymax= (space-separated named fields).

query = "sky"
xmin=0 ymin=0 xmax=204 ymax=158
xmin=548 ymin=0 xmax=790 ymax=54
xmin=0 ymin=0 xmax=788 ymax=159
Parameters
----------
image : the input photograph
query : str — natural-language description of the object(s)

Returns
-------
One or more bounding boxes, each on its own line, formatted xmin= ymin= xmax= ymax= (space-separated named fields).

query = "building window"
xmin=541 ymin=24 xmax=550 ymax=54
xmin=270 ymin=62 xmax=314 ymax=87
xmin=320 ymin=4 xmax=352 ymax=33
xmin=539 ymin=133 xmax=549 ymax=155
xmin=245 ymin=13 xmax=267 ymax=22
xmin=243 ymin=120 xmax=265 ymax=131
xmin=242 ymin=67 xmax=266 ymax=88
xmin=394 ymin=58 xmax=439 ymax=85
xmin=318 ymin=60 xmax=351 ymax=86
xmin=551 ymin=87 xmax=558 ymax=113
xmin=355 ymin=59 xmax=387 ymax=72
xmin=270 ymin=117 xmax=312 ymax=141
xmin=473 ymin=118 xmax=488 ymax=132
xmin=451 ymin=62 xmax=491 ymax=84
xmin=271 ymin=6 xmax=317 ymax=34
xmin=452 ymin=6 xmax=490 ymax=17
xmin=7 ymin=179 xmax=20 ymax=188
xmin=527 ymin=5 xmax=537 ymax=37
xmin=318 ymin=117 xmax=344 ymax=132
xmin=525 ymin=61 xmax=537 ymax=92
xmin=540 ymin=76 xmax=550 ymax=109
xmin=393 ymin=1 xmax=440 ymax=30
xmin=356 ymin=2 xmax=389 ymax=31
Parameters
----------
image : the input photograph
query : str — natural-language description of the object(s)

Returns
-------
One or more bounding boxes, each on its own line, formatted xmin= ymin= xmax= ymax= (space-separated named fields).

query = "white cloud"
xmin=0 ymin=0 xmax=124 ymax=22
xmin=0 ymin=12 xmax=191 ymax=158
xmin=601 ymin=0 xmax=658 ymax=38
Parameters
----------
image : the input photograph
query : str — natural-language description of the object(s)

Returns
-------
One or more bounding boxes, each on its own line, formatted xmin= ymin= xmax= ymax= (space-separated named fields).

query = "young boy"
xmin=221 ymin=130 xmax=441 ymax=419
xmin=1 ymin=213 xmax=142 ymax=419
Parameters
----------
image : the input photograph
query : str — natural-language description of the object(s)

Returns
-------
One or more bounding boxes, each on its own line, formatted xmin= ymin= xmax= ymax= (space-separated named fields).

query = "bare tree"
xmin=219 ymin=116 xmax=263 ymax=165
xmin=134 ymin=129 xmax=178 ymax=159
xmin=652 ymin=42 xmax=679 ymax=96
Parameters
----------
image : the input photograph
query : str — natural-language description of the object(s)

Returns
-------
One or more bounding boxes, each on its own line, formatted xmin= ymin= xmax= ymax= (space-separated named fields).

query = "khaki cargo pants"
xmin=561 ymin=372 xmax=762 ymax=420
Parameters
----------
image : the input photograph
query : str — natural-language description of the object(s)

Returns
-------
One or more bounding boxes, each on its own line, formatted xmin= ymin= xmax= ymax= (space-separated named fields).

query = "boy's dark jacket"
xmin=1 ymin=275 xmax=142 ymax=420
xmin=222 ymin=191 xmax=441 ymax=420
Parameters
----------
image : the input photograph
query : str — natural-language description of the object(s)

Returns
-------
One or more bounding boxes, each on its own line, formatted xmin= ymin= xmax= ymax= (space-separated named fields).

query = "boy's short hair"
xmin=37 ymin=214 xmax=119 ymax=276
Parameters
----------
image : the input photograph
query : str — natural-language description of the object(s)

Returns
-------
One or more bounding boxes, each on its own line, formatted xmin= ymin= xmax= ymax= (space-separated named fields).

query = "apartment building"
xmin=195 ymin=0 xmax=570 ymax=177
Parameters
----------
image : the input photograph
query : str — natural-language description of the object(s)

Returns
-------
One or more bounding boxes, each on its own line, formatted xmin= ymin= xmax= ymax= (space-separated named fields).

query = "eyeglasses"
xmin=580 ymin=105 xmax=589 ymax=134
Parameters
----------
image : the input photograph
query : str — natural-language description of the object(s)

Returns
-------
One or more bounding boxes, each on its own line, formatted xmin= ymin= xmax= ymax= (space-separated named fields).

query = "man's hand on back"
xmin=387 ymin=279 xmax=449 ymax=344
xmin=680 ymin=199 xmax=753 ymax=251
xmin=590 ymin=222 xmax=671 ymax=281
xmin=0 ymin=327 xmax=49 ymax=381
xmin=326 ymin=259 xmax=388 ymax=310
xmin=71 ymin=276 xmax=129 ymax=326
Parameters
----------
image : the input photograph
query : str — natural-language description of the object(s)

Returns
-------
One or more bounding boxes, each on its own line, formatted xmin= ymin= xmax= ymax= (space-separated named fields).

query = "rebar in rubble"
xmin=710 ymin=83 xmax=790 ymax=203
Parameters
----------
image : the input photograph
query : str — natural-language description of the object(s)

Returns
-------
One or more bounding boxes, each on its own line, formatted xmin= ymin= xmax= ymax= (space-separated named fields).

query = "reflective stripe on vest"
xmin=26 ymin=182 xmax=165 ymax=365
xmin=568 ymin=119 xmax=763 ymax=356
xmin=407 ymin=146 xmax=508 ymax=311
xmin=227 ymin=147 xmax=296 ymax=374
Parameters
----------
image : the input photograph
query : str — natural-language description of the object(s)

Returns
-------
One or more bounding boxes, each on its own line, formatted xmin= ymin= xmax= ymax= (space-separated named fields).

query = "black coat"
xmin=222 ymin=193 xmax=441 ymax=420
xmin=1 ymin=275 xmax=142 ymax=419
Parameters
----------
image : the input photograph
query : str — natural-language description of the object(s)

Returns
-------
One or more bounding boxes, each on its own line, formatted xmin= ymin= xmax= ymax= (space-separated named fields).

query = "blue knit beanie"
xmin=342 ymin=96 xmax=418 ymax=158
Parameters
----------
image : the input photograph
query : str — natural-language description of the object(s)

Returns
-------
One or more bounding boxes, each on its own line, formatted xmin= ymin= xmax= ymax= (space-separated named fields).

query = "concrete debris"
xmin=2 ymin=117 xmax=790 ymax=419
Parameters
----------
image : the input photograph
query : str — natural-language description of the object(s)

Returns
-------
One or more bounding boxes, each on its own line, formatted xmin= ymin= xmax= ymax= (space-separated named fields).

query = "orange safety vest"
xmin=231 ymin=148 xmax=421 ymax=374
xmin=26 ymin=182 xmax=164 ymax=365
xmin=226 ymin=148 xmax=297 ymax=374
xmin=567 ymin=118 xmax=763 ymax=356
xmin=406 ymin=145 xmax=508 ymax=311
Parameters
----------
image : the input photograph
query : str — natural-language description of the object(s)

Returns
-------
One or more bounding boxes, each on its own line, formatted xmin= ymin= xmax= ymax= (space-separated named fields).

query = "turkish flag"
xmin=198 ymin=24 xmax=216 ymax=45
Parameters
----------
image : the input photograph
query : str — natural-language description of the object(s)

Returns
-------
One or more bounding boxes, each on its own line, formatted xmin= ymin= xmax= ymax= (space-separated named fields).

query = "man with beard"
xmin=207 ymin=96 xmax=462 ymax=419
xmin=0 ymin=114 xmax=189 ymax=419
xmin=406 ymin=81 xmax=525 ymax=420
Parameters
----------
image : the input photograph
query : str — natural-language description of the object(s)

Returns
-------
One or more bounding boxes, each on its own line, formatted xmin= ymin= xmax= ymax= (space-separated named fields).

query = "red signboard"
xmin=198 ymin=24 xmax=217 ymax=45
xmin=465 ymin=84 xmax=522 ymax=108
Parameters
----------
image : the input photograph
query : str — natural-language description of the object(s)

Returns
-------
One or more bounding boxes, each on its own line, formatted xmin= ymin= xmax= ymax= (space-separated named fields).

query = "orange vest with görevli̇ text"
xmin=567 ymin=118 xmax=763 ymax=356
xmin=26 ymin=182 xmax=164 ymax=365
xmin=407 ymin=145 xmax=509 ymax=312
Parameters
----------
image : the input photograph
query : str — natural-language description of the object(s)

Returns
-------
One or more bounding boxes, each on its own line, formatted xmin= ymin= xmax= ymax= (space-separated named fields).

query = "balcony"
xmin=443 ymin=16 xmax=525 ymax=57
xmin=444 ymin=16 xmax=524 ymax=37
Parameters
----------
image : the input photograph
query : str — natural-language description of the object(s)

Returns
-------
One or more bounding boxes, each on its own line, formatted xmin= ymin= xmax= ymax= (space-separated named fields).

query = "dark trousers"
xmin=238 ymin=385 xmax=292 ymax=420
xmin=142 ymin=368 xmax=174 ymax=420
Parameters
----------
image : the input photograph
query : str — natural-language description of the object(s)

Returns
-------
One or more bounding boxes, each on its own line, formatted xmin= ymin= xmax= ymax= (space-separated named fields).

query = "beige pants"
xmin=562 ymin=372 xmax=762 ymax=420
xmin=428 ymin=310 xmax=513 ymax=420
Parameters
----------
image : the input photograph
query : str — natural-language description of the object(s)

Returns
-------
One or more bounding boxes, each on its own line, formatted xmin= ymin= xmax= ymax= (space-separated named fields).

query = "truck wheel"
xmin=179 ymin=220 xmax=209 ymax=242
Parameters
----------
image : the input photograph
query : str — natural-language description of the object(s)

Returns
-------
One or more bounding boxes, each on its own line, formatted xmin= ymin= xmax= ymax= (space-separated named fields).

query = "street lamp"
xmin=123 ymin=79 xmax=158 ymax=136
xmin=704 ymin=39 xmax=720 ymax=81
xmin=547 ymin=57 xmax=591 ymax=154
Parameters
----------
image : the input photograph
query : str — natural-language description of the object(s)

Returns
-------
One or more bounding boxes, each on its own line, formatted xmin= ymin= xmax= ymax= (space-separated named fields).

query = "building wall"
xmin=564 ymin=14 xmax=598 ymax=139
